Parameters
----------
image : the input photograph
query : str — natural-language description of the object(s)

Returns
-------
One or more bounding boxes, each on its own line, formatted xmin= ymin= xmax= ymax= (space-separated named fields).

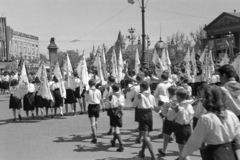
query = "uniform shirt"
xmin=75 ymin=78 xmax=81 ymax=88
xmin=144 ymin=76 xmax=151 ymax=84
xmin=106 ymin=92 xmax=125 ymax=109
xmin=51 ymin=82 xmax=60 ymax=91
xmin=48 ymin=81 xmax=54 ymax=87
xmin=85 ymin=87 xmax=102 ymax=104
xmin=174 ymin=100 xmax=194 ymax=125
xmin=164 ymin=96 xmax=179 ymax=121
xmin=132 ymin=90 xmax=156 ymax=109
xmin=103 ymin=84 xmax=113 ymax=100
xmin=180 ymin=84 xmax=192 ymax=98
xmin=154 ymin=80 xmax=172 ymax=103
xmin=182 ymin=110 xmax=240 ymax=158
xmin=28 ymin=83 xmax=36 ymax=93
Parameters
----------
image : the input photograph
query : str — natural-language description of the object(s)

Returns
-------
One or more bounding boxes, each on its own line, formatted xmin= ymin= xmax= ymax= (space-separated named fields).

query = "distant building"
xmin=11 ymin=30 xmax=39 ymax=60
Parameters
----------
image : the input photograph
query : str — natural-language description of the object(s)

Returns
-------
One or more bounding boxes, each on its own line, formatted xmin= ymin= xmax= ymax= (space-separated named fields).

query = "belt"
xmin=208 ymin=142 xmax=232 ymax=148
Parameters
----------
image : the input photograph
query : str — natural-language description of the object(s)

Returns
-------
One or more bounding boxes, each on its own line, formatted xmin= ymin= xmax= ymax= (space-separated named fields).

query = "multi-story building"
xmin=11 ymin=30 xmax=39 ymax=60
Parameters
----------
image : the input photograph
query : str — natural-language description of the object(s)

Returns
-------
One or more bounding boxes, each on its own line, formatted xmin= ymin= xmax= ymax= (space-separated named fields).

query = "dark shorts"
xmin=9 ymin=94 xmax=22 ymax=109
xmin=175 ymin=123 xmax=191 ymax=145
xmin=65 ymin=89 xmax=77 ymax=104
xmin=88 ymin=104 xmax=100 ymax=118
xmin=205 ymin=142 xmax=236 ymax=160
xmin=109 ymin=108 xmax=123 ymax=128
xmin=138 ymin=109 xmax=153 ymax=132
xmin=163 ymin=118 xmax=175 ymax=135
xmin=74 ymin=87 xmax=81 ymax=99
xmin=135 ymin=108 xmax=139 ymax=122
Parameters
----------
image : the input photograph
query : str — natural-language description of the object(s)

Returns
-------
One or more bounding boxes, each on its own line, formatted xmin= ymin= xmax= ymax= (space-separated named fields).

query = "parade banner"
xmin=101 ymin=48 xmax=108 ymax=80
xmin=152 ymin=49 xmax=164 ymax=78
xmin=216 ymin=37 xmax=235 ymax=50
xmin=111 ymin=47 xmax=118 ymax=78
xmin=39 ymin=64 xmax=54 ymax=101
xmin=77 ymin=53 xmax=89 ymax=91
xmin=53 ymin=62 xmax=66 ymax=98
xmin=184 ymin=48 xmax=191 ymax=79
xmin=231 ymin=55 xmax=240 ymax=78
xmin=220 ymin=50 xmax=229 ymax=66
xmin=117 ymin=49 xmax=124 ymax=83
xmin=65 ymin=54 xmax=76 ymax=90
xmin=93 ymin=50 xmax=106 ymax=84
xmin=135 ymin=48 xmax=140 ymax=74
xmin=191 ymin=48 xmax=197 ymax=76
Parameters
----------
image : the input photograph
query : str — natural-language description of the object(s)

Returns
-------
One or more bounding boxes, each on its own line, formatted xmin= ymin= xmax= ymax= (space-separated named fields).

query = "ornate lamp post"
xmin=128 ymin=0 xmax=148 ymax=68
xmin=155 ymin=37 xmax=165 ymax=57
xmin=47 ymin=38 xmax=58 ymax=76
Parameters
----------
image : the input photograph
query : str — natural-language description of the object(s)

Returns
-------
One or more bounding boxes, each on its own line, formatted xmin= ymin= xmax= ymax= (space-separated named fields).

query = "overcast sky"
xmin=1 ymin=0 xmax=239 ymax=57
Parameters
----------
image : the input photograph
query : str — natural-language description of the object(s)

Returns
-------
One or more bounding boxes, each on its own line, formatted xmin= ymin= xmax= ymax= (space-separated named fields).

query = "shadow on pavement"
xmin=0 ymin=118 xmax=43 ymax=125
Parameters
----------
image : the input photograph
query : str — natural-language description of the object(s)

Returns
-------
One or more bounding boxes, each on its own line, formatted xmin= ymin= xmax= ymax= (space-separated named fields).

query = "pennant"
xmin=53 ymin=62 xmax=66 ymax=98
xmin=66 ymin=53 xmax=76 ymax=90
xmin=117 ymin=49 xmax=124 ymax=83
xmin=220 ymin=50 xmax=229 ymax=66
xmin=165 ymin=48 xmax=172 ymax=75
xmin=208 ymin=49 xmax=215 ymax=79
xmin=199 ymin=49 xmax=206 ymax=64
xmin=36 ymin=61 xmax=43 ymax=80
xmin=191 ymin=48 xmax=197 ymax=76
xmin=14 ymin=62 xmax=29 ymax=98
xmin=135 ymin=48 xmax=140 ymax=74
xmin=111 ymin=47 xmax=118 ymax=78
xmin=38 ymin=64 xmax=54 ymax=101
xmin=184 ymin=48 xmax=191 ymax=79
xmin=101 ymin=47 xmax=108 ymax=80
xmin=93 ymin=49 xmax=106 ymax=84
xmin=152 ymin=49 xmax=165 ymax=78
xmin=77 ymin=53 xmax=90 ymax=91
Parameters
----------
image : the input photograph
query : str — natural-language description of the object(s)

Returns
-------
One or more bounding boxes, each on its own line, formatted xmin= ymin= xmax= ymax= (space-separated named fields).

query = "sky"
xmin=1 ymin=0 xmax=240 ymax=58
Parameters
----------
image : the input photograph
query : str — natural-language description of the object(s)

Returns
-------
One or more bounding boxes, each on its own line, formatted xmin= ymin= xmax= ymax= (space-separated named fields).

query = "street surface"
xmin=0 ymin=95 xmax=201 ymax=160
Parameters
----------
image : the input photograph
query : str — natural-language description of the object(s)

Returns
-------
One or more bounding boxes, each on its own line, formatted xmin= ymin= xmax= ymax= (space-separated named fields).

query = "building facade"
xmin=204 ymin=11 xmax=240 ymax=59
xmin=11 ymin=30 xmax=39 ymax=60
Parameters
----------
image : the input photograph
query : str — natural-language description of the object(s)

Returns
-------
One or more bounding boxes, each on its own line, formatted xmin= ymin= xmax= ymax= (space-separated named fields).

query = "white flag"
xmin=101 ymin=48 xmax=108 ymax=80
xmin=66 ymin=53 xmax=76 ymax=90
xmin=77 ymin=53 xmax=90 ymax=90
xmin=94 ymin=50 xmax=106 ymax=84
xmin=53 ymin=62 xmax=66 ymax=98
xmin=199 ymin=49 xmax=206 ymax=64
xmin=152 ymin=49 xmax=165 ymax=78
xmin=111 ymin=48 xmax=118 ymax=78
xmin=191 ymin=48 xmax=197 ymax=76
xmin=117 ymin=49 xmax=124 ymax=83
xmin=220 ymin=50 xmax=229 ymax=66
xmin=39 ymin=64 xmax=54 ymax=101
xmin=14 ymin=62 xmax=29 ymax=98
xmin=184 ymin=48 xmax=191 ymax=79
xmin=165 ymin=48 xmax=172 ymax=75
xmin=135 ymin=48 xmax=140 ymax=74
xmin=231 ymin=55 xmax=240 ymax=78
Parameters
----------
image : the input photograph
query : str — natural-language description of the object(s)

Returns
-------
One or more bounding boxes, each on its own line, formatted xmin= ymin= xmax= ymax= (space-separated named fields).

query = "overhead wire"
xmin=79 ymin=4 xmax=132 ymax=39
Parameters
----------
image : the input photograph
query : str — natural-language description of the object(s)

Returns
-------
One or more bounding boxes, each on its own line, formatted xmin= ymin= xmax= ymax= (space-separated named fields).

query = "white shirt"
xmin=106 ymin=93 xmax=125 ymax=109
xmin=144 ymin=76 xmax=151 ymax=84
xmin=164 ymin=96 xmax=179 ymax=121
xmin=51 ymin=82 xmax=60 ymax=91
xmin=28 ymin=83 xmax=35 ymax=93
xmin=75 ymin=78 xmax=81 ymax=87
xmin=132 ymin=91 xmax=156 ymax=109
xmin=174 ymin=100 xmax=194 ymax=125
xmin=194 ymin=101 xmax=207 ymax=118
xmin=180 ymin=84 xmax=192 ymax=98
xmin=103 ymin=85 xmax=113 ymax=100
xmin=182 ymin=110 xmax=240 ymax=158
xmin=85 ymin=87 xmax=102 ymax=104
xmin=154 ymin=80 xmax=172 ymax=103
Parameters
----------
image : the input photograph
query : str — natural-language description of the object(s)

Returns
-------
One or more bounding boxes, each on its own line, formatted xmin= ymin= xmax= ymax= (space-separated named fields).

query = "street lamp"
xmin=47 ymin=38 xmax=58 ymax=76
xmin=128 ymin=0 xmax=148 ymax=68
xmin=127 ymin=27 xmax=136 ymax=59
xmin=155 ymin=37 xmax=165 ymax=57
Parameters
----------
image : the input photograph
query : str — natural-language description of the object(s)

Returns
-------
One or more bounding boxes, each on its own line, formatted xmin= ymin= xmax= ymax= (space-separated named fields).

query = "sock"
xmin=116 ymin=134 xmax=123 ymax=147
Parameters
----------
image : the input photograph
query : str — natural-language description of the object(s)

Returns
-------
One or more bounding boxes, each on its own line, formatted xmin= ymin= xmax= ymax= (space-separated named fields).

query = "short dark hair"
xmin=88 ymin=79 xmax=96 ymax=86
xmin=136 ymin=72 xmax=145 ymax=82
xmin=168 ymin=85 xmax=177 ymax=96
xmin=73 ymin=72 xmax=78 ymax=77
xmin=108 ymin=76 xmax=115 ymax=83
xmin=218 ymin=64 xmax=237 ymax=79
xmin=140 ymin=81 xmax=149 ymax=91
xmin=161 ymin=72 xmax=169 ymax=80
xmin=176 ymin=88 xmax=188 ymax=100
xmin=112 ymin=84 xmax=120 ymax=92
xmin=180 ymin=74 xmax=188 ymax=83
xmin=53 ymin=76 xmax=59 ymax=82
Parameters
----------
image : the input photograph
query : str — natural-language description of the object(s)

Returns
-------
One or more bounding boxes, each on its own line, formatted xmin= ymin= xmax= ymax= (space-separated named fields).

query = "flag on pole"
xmin=165 ymin=48 xmax=172 ymax=75
xmin=111 ymin=47 xmax=118 ymax=78
xmin=14 ymin=62 xmax=29 ymax=98
xmin=93 ymin=49 xmax=106 ymax=84
xmin=135 ymin=48 xmax=140 ymax=74
xmin=53 ymin=61 xmax=66 ymax=98
xmin=36 ymin=61 xmax=43 ymax=80
xmin=184 ymin=48 xmax=191 ymax=79
xmin=191 ymin=48 xmax=197 ymax=76
xmin=38 ymin=63 xmax=54 ymax=101
xmin=101 ymin=47 xmax=108 ymax=80
xmin=161 ymin=48 xmax=167 ymax=69
xmin=77 ymin=52 xmax=90 ymax=91
xmin=220 ymin=50 xmax=229 ymax=66
xmin=199 ymin=48 xmax=206 ymax=64
xmin=208 ymin=49 xmax=215 ymax=79
xmin=152 ymin=49 xmax=165 ymax=78
xmin=65 ymin=53 xmax=76 ymax=90
xmin=117 ymin=48 xmax=124 ymax=83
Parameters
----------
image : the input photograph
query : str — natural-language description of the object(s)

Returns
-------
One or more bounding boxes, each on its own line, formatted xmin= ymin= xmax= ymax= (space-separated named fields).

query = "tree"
xmin=190 ymin=26 xmax=207 ymax=52
xmin=167 ymin=32 xmax=191 ymax=64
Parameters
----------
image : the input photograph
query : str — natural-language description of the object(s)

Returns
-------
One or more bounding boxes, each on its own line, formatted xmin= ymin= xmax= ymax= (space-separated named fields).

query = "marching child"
xmin=106 ymin=84 xmax=125 ymax=152
xmin=158 ymin=85 xmax=178 ymax=157
xmin=133 ymin=81 xmax=157 ymax=160
xmin=174 ymin=88 xmax=194 ymax=160
xmin=85 ymin=79 xmax=102 ymax=143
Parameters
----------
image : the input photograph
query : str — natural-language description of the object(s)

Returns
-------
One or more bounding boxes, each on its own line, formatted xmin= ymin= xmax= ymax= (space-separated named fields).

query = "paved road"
xmin=0 ymin=94 xmax=201 ymax=160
